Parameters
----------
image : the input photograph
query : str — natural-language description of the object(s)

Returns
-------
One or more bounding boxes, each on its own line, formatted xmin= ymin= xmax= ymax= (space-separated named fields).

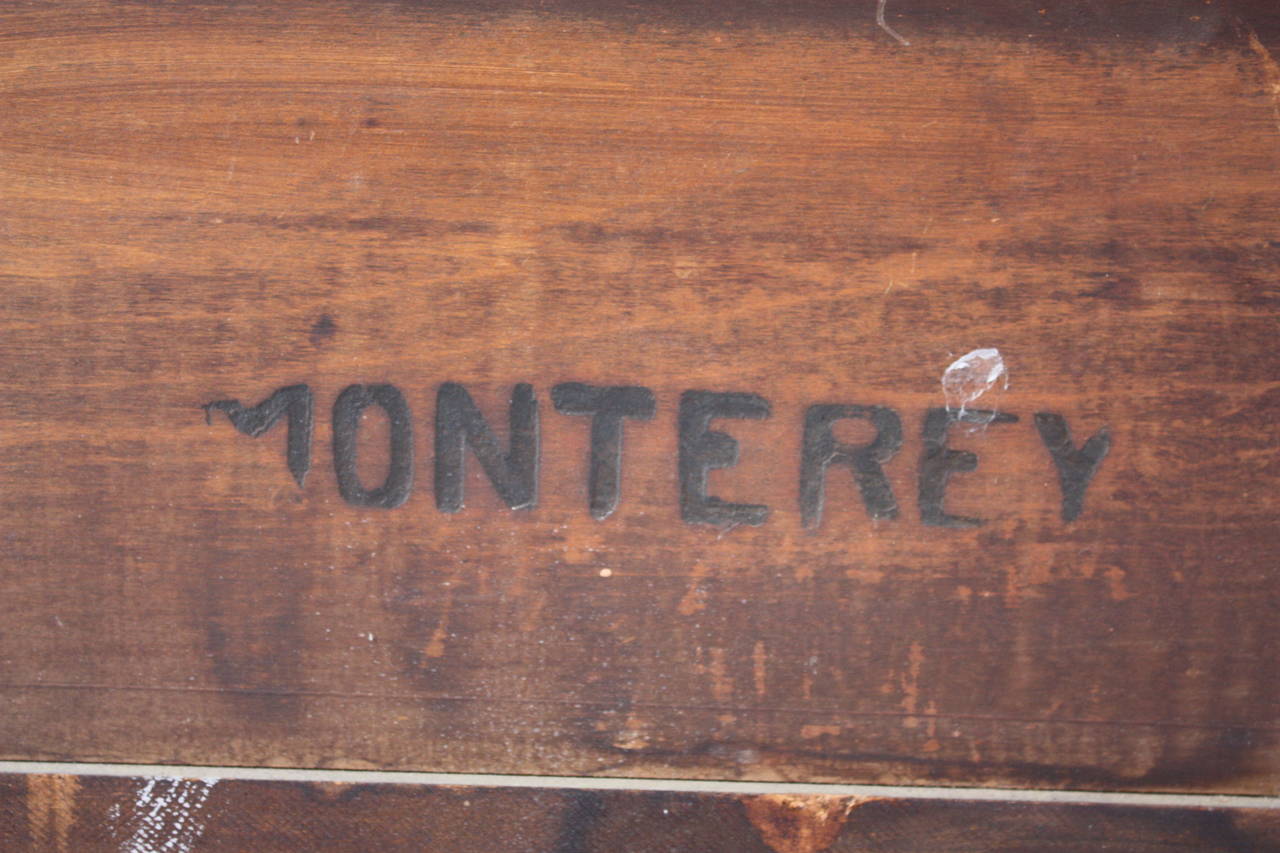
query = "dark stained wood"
xmin=0 ymin=0 xmax=1278 ymax=792
xmin=2 ymin=772 xmax=1279 ymax=852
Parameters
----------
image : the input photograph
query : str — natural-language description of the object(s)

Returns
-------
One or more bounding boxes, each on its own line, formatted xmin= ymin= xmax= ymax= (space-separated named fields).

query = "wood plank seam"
xmin=1 ymin=762 xmax=1277 ymax=811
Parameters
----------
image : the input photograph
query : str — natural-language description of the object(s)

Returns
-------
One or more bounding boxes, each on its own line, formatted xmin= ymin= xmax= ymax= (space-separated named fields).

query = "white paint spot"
xmin=115 ymin=777 xmax=217 ymax=853
xmin=598 ymin=568 xmax=613 ymax=578
xmin=941 ymin=348 xmax=1007 ymax=418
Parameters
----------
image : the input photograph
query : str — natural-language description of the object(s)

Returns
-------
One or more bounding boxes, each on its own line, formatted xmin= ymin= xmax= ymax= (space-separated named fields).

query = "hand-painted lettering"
xmin=204 ymin=384 xmax=313 ymax=487
xmin=205 ymin=384 xmax=1109 ymax=526
xmin=677 ymin=390 xmax=772 ymax=528
xmin=918 ymin=407 xmax=1018 ymax=527
xmin=551 ymin=383 xmax=655 ymax=520
xmin=333 ymin=384 xmax=414 ymax=509
xmin=800 ymin=404 xmax=903 ymax=527
xmin=435 ymin=383 xmax=539 ymax=513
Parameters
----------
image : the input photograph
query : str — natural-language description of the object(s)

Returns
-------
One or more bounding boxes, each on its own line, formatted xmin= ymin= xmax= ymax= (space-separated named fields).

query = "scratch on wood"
xmin=900 ymin=640 xmax=925 ymax=728
xmin=708 ymin=647 xmax=734 ymax=703
xmin=1246 ymin=30 xmax=1280 ymax=134
xmin=876 ymin=0 xmax=911 ymax=46
xmin=753 ymin=640 xmax=768 ymax=698
xmin=26 ymin=775 xmax=78 ymax=853
xmin=743 ymin=794 xmax=871 ymax=853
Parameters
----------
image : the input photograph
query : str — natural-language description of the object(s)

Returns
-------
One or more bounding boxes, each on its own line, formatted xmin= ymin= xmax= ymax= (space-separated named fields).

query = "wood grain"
xmin=2 ymin=772 xmax=1279 ymax=852
xmin=1 ymin=0 xmax=1278 ymax=792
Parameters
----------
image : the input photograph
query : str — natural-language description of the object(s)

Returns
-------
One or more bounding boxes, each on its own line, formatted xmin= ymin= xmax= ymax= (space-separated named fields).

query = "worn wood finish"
xmin=1 ymin=0 xmax=1278 ymax=792
xmin=3 ymin=772 xmax=1279 ymax=852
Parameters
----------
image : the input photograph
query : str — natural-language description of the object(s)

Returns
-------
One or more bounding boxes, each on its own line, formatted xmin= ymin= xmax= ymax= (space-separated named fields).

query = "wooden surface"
xmin=1 ymin=0 xmax=1279 ymax=795
xmin=4 ymin=773 xmax=1280 ymax=852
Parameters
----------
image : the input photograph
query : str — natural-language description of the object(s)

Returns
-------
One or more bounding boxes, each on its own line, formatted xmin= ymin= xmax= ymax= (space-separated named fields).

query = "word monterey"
xmin=204 ymin=382 xmax=1110 ymax=529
